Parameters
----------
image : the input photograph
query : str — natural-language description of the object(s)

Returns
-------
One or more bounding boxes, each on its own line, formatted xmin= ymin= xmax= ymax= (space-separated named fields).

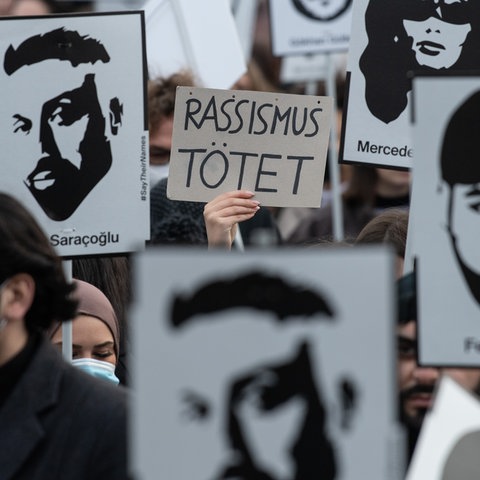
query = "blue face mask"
xmin=72 ymin=358 xmax=120 ymax=385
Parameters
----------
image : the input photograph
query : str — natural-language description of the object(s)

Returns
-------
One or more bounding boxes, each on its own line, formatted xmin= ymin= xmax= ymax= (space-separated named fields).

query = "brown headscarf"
xmin=49 ymin=279 xmax=120 ymax=359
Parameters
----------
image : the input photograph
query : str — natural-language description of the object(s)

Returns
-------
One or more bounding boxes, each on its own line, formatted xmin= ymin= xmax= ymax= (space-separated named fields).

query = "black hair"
xmin=0 ymin=193 xmax=77 ymax=332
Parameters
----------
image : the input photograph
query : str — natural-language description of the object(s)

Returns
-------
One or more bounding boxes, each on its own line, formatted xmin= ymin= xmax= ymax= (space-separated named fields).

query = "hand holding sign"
xmin=203 ymin=190 xmax=260 ymax=249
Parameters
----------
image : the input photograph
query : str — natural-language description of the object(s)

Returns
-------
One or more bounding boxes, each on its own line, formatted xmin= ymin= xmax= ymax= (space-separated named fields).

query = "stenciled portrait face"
xmin=403 ymin=15 xmax=471 ymax=69
xmin=291 ymin=0 xmax=351 ymax=21
xmin=4 ymin=29 xmax=122 ymax=221
xmin=164 ymin=313 xmax=337 ymax=480
xmin=448 ymin=183 xmax=480 ymax=276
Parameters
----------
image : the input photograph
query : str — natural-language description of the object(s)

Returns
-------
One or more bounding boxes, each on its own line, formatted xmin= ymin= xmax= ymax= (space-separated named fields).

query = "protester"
xmin=147 ymin=70 xmax=196 ymax=188
xmin=0 ymin=192 xmax=129 ymax=480
xmin=396 ymin=272 xmax=480 ymax=465
xmin=72 ymin=256 xmax=131 ymax=385
xmin=50 ymin=279 xmax=121 ymax=385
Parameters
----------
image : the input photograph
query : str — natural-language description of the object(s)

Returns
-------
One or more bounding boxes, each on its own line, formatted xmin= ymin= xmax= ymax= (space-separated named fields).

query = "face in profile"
xmin=165 ymin=313 xmax=337 ymax=480
xmin=291 ymin=0 xmax=351 ymax=21
xmin=403 ymin=15 xmax=471 ymax=69
xmin=4 ymin=29 xmax=122 ymax=221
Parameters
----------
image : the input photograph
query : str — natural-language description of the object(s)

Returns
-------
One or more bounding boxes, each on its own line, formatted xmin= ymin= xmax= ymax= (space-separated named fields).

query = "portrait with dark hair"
xmin=341 ymin=0 xmax=480 ymax=169
xmin=132 ymin=248 xmax=399 ymax=480
xmin=409 ymin=74 xmax=480 ymax=366
xmin=360 ymin=0 xmax=480 ymax=124
xmin=0 ymin=14 xmax=148 ymax=256
xmin=4 ymin=27 xmax=122 ymax=221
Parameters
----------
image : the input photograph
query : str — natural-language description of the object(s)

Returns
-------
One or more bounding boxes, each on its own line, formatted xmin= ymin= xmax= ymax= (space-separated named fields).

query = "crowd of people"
xmin=0 ymin=0 xmax=478 ymax=479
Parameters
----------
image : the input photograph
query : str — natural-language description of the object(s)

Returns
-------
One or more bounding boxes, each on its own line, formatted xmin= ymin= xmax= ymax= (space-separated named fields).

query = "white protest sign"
xmin=406 ymin=376 xmax=480 ymax=480
xmin=268 ymin=0 xmax=352 ymax=56
xmin=409 ymin=74 xmax=480 ymax=367
xmin=0 ymin=12 xmax=149 ymax=256
xmin=167 ymin=86 xmax=333 ymax=207
xmin=340 ymin=0 xmax=480 ymax=169
xmin=280 ymin=54 xmax=328 ymax=84
xmin=144 ymin=0 xmax=246 ymax=89
xmin=230 ymin=0 xmax=257 ymax=61
xmin=132 ymin=246 xmax=401 ymax=480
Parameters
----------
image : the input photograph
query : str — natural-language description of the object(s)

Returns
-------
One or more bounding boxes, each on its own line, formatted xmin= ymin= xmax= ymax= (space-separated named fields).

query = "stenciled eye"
xmin=180 ymin=390 xmax=211 ymax=422
xmin=13 ymin=114 xmax=32 ymax=134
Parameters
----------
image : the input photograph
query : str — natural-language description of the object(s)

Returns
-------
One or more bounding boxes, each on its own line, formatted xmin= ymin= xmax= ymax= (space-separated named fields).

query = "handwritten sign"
xmin=167 ymin=87 xmax=333 ymax=207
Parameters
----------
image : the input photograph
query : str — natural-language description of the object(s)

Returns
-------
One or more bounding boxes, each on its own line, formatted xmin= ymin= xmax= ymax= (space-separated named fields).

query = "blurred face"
xmin=52 ymin=314 xmax=116 ymax=365
xmin=149 ymin=114 xmax=173 ymax=167
xmin=375 ymin=168 xmax=411 ymax=197
xmin=403 ymin=15 xmax=471 ymax=69
xmin=397 ymin=321 xmax=480 ymax=428
xmin=9 ymin=0 xmax=52 ymax=15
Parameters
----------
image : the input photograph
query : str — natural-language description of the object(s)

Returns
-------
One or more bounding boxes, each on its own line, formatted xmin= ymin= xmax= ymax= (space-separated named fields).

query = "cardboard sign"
xmin=167 ymin=86 xmax=333 ymax=207
xmin=144 ymin=0 xmax=246 ymax=89
xmin=406 ymin=376 xmax=480 ymax=480
xmin=340 ymin=0 xmax=480 ymax=169
xmin=131 ymin=246 xmax=401 ymax=480
xmin=0 ymin=12 xmax=149 ymax=256
xmin=268 ymin=0 xmax=352 ymax=56
xmin=409 ymin=74 xmax=480 ymax=367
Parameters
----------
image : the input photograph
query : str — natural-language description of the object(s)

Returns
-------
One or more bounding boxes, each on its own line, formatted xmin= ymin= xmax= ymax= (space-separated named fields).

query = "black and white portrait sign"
xmin=167 ymin=86 xmax=333 ymax=207
xmin=131 ymin=247 xmax=401 ymax=480
xmin=0 ymin=13 xmax=149 ymax=256
xmin=410 ymin=74 xmax=480 ymax=366
xmin=268 ymin=0 xmax=352 ymax=56
xmin=340 ymin=0 xmax=480 ymax=169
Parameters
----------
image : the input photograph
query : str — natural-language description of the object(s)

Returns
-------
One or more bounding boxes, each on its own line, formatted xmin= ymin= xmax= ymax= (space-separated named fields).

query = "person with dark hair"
xmin=440 ymin=89 xmax=480 ymax=306
xmin=360 ymin=0 xmax=480 ymax=123
xmin=396 ymin=272 xmax=480 ymax=465
xmin=4 ymin=27 xmax=123 ymax=221
xmin=355 ymin=208 xmax=409 ymax=278
xmin=287 ymin=165 xmax=410 ymax=245
xmin=162 ymin=269 xmax=358 ymax=480
xmin=0 ymin=193 xmax=129 ymax=479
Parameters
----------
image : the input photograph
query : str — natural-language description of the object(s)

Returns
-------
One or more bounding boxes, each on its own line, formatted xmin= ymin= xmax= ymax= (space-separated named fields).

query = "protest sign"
xmin=410 ymin=74 xmax=480 ymax=367
xmin=144 ymin=0 xmax=246 ymax=89
xmin=131 ymin=245 xmax=402 ymax=480
xmin=268 ymin=0 xmax=352 ymax=56
xmin=167 ymin=86 xmax=333 ymax=207
xmin=0 ymin=12 xmax=149 ymax=256
xmin=340 ymin=0 xmax=480 ymax=169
